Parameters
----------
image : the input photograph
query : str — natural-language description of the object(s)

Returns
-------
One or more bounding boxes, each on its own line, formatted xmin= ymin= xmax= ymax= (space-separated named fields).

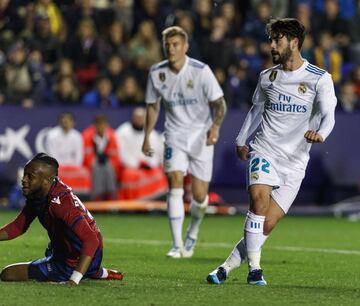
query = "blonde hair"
xmin=161 ymin=26 xmax=188 ymax=44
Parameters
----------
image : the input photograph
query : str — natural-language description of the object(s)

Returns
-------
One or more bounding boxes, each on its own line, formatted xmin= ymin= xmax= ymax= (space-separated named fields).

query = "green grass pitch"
xmin=0 ymin=212 xmax=359 ymax=305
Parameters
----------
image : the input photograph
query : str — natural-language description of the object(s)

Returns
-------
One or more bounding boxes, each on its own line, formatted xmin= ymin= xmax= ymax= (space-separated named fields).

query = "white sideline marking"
xmin=105 ymin=238 xmax=360 ymax=256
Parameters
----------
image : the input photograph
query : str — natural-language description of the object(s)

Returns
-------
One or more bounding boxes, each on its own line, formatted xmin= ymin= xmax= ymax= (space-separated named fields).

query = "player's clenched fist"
xmin=236 ymin=145 xmax=249 ymax=160
xmin=304 ymin=130 xmax=324 ymax=143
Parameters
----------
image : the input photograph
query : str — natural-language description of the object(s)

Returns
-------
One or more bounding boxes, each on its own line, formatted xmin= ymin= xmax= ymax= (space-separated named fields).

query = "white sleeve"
xmin=235 ymin=75 xmax=266 ymax=145
xmin=316 ymin=73 xmax=337 ymax=141
xmin=202 ymin=65 xmax=224 ymax=102
xmin=235 ymin=104 xmax=264 ymax=146
xmin=145 ymin=70 xmax=159 ymax=104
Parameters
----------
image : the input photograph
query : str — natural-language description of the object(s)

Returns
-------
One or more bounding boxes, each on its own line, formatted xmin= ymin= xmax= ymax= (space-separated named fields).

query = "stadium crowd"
xmin=0 ymin=0 xmax=359 ymax=112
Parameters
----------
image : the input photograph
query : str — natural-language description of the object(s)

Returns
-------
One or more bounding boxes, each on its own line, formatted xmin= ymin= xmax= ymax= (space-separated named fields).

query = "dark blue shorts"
xmin=28 ymin=247 xmax=103 ymax=282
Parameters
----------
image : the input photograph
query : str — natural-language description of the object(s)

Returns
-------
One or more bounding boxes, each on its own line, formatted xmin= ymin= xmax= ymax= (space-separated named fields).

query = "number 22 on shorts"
xmin=250 ymin=157 xmax=270 ymax=173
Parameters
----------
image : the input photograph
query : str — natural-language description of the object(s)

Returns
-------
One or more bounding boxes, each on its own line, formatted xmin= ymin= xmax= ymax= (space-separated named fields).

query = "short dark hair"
xmin=266 ymin=18 xmax=306 ymax=50
xmin=31 ymin=153 xmax=59 ymax=176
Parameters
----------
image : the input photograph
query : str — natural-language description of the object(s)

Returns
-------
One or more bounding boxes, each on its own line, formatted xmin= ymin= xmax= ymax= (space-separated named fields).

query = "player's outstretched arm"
xmin=142 ymin=102 xmax=160 ymax=156
xmin=304 ymin=130 xmax=324 ymax=143
xmin=207 ymin=97 xmax=227 ymax=145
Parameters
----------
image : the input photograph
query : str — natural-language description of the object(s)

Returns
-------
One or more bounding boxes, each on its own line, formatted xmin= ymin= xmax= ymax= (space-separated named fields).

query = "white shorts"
xmin=247 ymin=152 xmax=305 ymax=213
xmin=163 ymin=142 xmax=214 ymax=182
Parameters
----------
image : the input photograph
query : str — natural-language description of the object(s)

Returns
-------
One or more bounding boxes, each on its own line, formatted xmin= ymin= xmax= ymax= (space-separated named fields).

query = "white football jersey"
xmin=238 ymin=60 xmax=337 ymax=170
xmin=145 ymin=56 xmax=223 ymax=150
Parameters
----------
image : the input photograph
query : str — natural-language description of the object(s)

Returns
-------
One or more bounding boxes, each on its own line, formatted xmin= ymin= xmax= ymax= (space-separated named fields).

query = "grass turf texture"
xmin=0 ymin=212 xmax=359 ymax=306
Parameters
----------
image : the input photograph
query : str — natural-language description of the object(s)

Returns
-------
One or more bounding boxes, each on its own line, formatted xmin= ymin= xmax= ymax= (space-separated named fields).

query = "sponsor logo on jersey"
xmin=186 ymin=79 xmax=194 ymax=89
xmin=298 ymin=83 xmax=307 ymax=94
xmin=159 ymin=72 xmax=166 ymax=82
xmin=269 ymin=70 xmax=277 ymax=82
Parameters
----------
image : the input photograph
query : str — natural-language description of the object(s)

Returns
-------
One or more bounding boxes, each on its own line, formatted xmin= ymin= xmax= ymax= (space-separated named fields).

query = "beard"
xmin=271 ymin=45 xmax=292 ymax=65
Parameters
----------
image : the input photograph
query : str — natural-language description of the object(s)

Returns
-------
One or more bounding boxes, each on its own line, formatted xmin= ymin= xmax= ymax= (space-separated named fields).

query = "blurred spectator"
xmin=116 ymin=74 xmax=144 ymax=105
xmin=349 ymin=0 xmax=360 ymax=64
xmin=34 ymin=0 xmax=64 ymax=36
xmin=192 ymin=0 xmax=213 ymax=41
xmin=314 ymin=31 xmax=343 ymax=85
xmin=82 ymin=75 xmax=118 ymax=108
xmin=337 ymin=81 xmax=360 ymax=113
xmin=294 ymin=2 xmax=313 ymax=32
xmin=312 ymin=0 xmax=350 ymax=60
xmin=175 ymin=11 xmax=201 ymax=60
xmin=110 ymin=0 xmax=133 ymax=35
xmin=97 ymin=20 xmax=129 ymax=66
xmin=103 ymin=54 xmax=126 ymax=90
xmin=82 ymin=114 xmax=120 ymax=200
xmin=27 ymin=13 xmax=61 ymax=74
xmin=0 ymin=40 xmax=46 ymax=107
xmin=62 ymin=0 xmax=105 ymax=35
xmin=51 ymin=76 xmax=80 ymax=105
xmin=0 ymin=0 xmax=25 ymax=51
xmin=312 ymin=0 xmax=356 ymax=19
xmin=350 ymin=64 xmax=360 ymax=98
xmin=115 ymin=107 xmax=167 ymax=200
xmin=133 ymin=0 xmax=172 ymax=37
xmin=237 ymin=38 xmax=262 ymax=75
xmin=251 ymin=0 xmax=288 ymax=18
xmin=219 ymin=1 xmax=242 ymax=38
xmin=128 ymin=20 xmax=162 ymax=69
xmin=202 ymin=16 xmax=235 ymax=71
xmin=226 ymin=63 xmax=253 ymax=109
xmin=242 ymin=0 xmax=271 ymax=44
xmin=301 ymin=34 xmax=315 ymax=63
xmin=64 ymin=18 xmax=99 ymax=92
xmin=46 ymin=111 xmax=90 ymax=196
xmin=52 ymin=58 xmax=78 ymax=84
xmin=46 ymin=112 xmax=83 ymax=166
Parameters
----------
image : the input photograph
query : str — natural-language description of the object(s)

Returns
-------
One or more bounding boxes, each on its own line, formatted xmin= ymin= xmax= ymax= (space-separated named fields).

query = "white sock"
xmin=101 ymin=268 xmax=109 ymax=279
xmin=168 ymin=188 xmax=185 ymax=248
xmin=221 ymin=237 xmax=247 ymax=275
xmin=244 ymin=211 xmax=267 ymax=271
xmin=186 ymin=196 xmax=208 ymax=240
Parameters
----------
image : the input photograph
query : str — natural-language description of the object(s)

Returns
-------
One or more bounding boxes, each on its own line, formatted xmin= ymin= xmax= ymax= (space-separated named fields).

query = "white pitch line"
xmin=105 ymin=238 xmax=360 ymax=256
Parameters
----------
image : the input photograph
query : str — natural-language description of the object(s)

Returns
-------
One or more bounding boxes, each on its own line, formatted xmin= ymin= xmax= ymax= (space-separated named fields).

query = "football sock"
xmin=244 ymin=211 xmax=268 ymax=271
xmin=168 ymin=188 xmax=185 ymax=248
xmin=221 ymin=237 xmax=247 ymax=274
xmin=186 ymin=195 xmax=208 ymax=239
xmin=101 ymin=268 xmax=109 ymax=279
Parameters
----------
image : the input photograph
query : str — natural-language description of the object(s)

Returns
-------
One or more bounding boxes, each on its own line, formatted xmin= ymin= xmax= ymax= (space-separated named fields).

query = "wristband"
xmin=70 ymin=270 xmax=83 ymax=284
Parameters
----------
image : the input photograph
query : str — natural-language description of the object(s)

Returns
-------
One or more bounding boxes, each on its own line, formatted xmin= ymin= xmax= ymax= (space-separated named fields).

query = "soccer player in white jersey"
xmin=207 ymin=18 xmax=337 ymax=285
xmin=142 ymin=26 xmax=227 ymax=258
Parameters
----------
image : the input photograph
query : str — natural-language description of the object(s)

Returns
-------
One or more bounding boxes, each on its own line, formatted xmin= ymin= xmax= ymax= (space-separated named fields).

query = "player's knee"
xmin=192 ymin=192 xmax=207 ymax=204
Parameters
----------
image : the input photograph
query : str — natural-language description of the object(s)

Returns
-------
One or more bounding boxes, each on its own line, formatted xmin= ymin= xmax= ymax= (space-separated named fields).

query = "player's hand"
xmin=142 ymin=138 xmax=154 ymax=157
xmin=236 ymin=145 xmax=249 ymax=161
xmin=304 ymin=130 xmax=324 ymax=143
xmin=206 ymin=124 xmax=220 ymax=146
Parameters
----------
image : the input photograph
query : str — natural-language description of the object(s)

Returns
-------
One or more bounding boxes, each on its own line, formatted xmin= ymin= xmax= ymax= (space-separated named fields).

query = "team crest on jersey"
xmin=51 ymin=196 xmax=61 ymax=205
xmin=251 ymin=173 xmax=259 ymax=181
xmin=186 ymin=79 xmax=194 ymax=89
xmin=159 ymin=72 xmax=166 ymax=82
xmin=298 ymin=83 xmax=307 ymax=94
xmin=269 ymin=70 xmax=277 ymax=82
